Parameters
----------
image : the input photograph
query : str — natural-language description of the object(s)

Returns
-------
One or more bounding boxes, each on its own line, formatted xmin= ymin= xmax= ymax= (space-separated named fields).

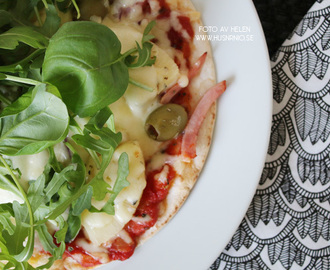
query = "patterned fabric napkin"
xmin=210 ymin=1 xmax=330 ymax=269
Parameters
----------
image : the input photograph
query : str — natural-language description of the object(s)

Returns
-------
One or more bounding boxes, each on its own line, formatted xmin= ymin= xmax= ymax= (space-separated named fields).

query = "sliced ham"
xmin=181 ymin=80 xmax=226 ymax=161
xmin=160 ymin=52 xmax=207 ymax=104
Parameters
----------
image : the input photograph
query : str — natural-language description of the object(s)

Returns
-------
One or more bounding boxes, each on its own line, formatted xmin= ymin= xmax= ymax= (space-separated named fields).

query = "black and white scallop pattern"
xmin=211 ymin=1 xmax=330 ymax=269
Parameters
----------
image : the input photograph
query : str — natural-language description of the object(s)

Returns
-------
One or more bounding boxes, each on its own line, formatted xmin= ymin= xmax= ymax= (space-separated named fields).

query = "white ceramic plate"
xmin=102 ymin=0 xmax=272 ymax=269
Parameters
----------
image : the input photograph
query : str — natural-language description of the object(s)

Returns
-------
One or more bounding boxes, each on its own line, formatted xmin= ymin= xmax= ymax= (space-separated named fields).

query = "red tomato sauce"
xmin=64 ymin=236 xmax=102 ymax=267
xmin=64 ymin=232 xmax=136 ymax=266
xmin=165 ymin=135 xmax=183 ymax=155
xmin=141 ymin=0 xmax=152 ymax=14
xmin=64 ymin=165 xmax=177 ymax=265
xmin=156 ymin=0 xmax=171 ymax=19
xmin=155 ymin=0 xmax=194 ymax=68
xmin=167 ymin=26 xmax=192 ymax=68
xmin=125 ymin=164 xmax=177 ymax=237
xmin=107 ymin=236 xmax=136 ymax=261
xmin=172 ymin=87 xmax=193 ymax=114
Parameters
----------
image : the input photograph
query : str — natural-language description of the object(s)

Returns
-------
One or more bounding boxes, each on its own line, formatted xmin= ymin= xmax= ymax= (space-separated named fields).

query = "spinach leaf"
xmin=42 ymin=21 xmax=129 ymax=117
xmin=0 ymin=84 xmax=69 ymax=156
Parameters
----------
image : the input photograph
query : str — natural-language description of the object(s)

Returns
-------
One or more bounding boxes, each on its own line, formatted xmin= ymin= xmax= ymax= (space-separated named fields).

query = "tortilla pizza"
xmin=0 ymin=0 xmax=226 ymax=269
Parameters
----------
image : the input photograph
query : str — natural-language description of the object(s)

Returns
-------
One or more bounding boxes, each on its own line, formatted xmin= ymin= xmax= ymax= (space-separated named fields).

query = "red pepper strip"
xmin=160 ymin=52 xmax=207 ymax=104
xmin=181 ymin=80 xmax=227 ymax=160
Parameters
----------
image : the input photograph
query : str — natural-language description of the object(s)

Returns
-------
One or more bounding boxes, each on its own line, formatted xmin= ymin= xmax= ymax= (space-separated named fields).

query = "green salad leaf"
xmin=40 ymin=4 xmax=61 ymax=37
xmin=100 ymin=152 xmax=130 ymax=214
xmin=42 ymin=21 xmax=129 ymax=117
xmin=0 ymin=84 xmax=69 ymax=156
xmin=0 ymin=27 xmax=49 ymax=50
xmin=0 ymin=10 xmax=13 ymax=28
xmin=0 ymin=1 xmax=158 ymax=268
xmin=125 ymin=20 xmax=156 ymax=68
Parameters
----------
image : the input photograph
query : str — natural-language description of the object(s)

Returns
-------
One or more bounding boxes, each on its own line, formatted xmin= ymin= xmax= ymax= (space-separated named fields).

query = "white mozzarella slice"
xmin=0 ymin=189 xmax=23 ymax=204
xmin=8 ymin=150 xmax=49 ymax=190
xmin=110 ymin=96 xmax=162 ymax=160
xmin=81 ymin=141 xmax=146 ymax=246
xmin=101 ymin=21 xmax=181 ymax=159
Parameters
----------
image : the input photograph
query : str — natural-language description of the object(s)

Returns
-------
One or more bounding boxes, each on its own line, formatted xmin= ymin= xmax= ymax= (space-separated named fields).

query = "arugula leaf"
xmin=88 ymin=106 xmax=113 ymax=130
xmin=0 ymin=10 xmax=12 ymax=28
xmin=126 ymin=41 xmax=155 ymax=68
xmin=72 ymin=122 xmax=122 ymax=202
xmin=35 ymin=224 xmax=66 ymax=269
xmin=42 ymin=21 xmax=129 ymax=117
xmin=38 ymin=145 xmax=86 ymax=222
xmin=36 ymin=224 xmax=57 ymax=254
xmin=142 ymin=20 xmax=156 ymax=43
xmin=0 ymin=26 xmax=49 ymax=50
xmin=36 ymin=242 xmax=65 ymax=270
xmin=43 ymin=165 xmax=76 ymax=201
xmin=0 ymin=162 xmax=22 ymax=197
xmin=40 ymin=4 xmax=61 ymax=38
xmin=72 ymin=185 xmax=93 ymax=216
xmin=71 ymin=110 xmax=130 ymax=215
xmin=0 ymin=156 xmax=35 ymax=264
xmin=54 ymin=216 xmax=68 ymax=243
xmin=0 ymin=49 xmax=46 ymax=73
xmin=65 ymin=208 xmax=81 ymax=243
xmin=0 ymin=84 xmax=69 ymax=156
xmin=0 ymin=204 xmax=15 ymax=235
xmin=99 ymin=152 xmax=130 ymax=214
xmin=3 ymin=0 xmax=35 ymax=27
xmin=0 ymin=255 xmax=34 ymax=270
xmin=74 ymin=124 xmax=122 ymax=156
xmin=125 ymin=21 xmax=156 ymax=68
xmin=2 ymin=201 xmax=34 ymax=263
xmin=27 ymin=175 xmax=46 ymax=213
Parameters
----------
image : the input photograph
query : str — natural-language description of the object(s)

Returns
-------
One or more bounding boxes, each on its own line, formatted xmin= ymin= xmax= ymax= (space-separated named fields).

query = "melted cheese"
xmin=81 ymin=141 xmax=146 ymax=246
xmin=102 ymin=18 xmax=181 ymax=159
xmin=7 ymin=143 xmax=71 ymax=191
xmin=0 ymin=189 xmax=23 ymax=204
xmin=8 ymin=150 xmax=49 ymax=190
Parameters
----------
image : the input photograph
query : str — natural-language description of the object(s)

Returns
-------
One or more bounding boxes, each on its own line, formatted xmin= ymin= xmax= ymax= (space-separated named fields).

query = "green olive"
xmin=145 ymin=104 xmax=188 ymax=141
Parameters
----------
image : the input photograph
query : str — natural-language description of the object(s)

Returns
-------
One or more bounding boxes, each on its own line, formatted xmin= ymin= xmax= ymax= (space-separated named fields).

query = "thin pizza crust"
xmin=30 ymin=0 xmax=217 ymax=268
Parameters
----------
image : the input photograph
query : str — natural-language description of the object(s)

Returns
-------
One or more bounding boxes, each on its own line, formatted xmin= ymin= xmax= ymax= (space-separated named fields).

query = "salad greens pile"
xmin=0 ymin=0 xmax=156 ymax=269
